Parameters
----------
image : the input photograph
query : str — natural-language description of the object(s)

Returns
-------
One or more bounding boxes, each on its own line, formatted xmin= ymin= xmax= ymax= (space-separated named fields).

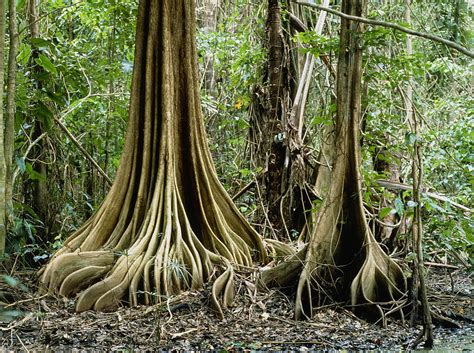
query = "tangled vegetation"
xmin=0 ymin=0 xmax=472 ymax=350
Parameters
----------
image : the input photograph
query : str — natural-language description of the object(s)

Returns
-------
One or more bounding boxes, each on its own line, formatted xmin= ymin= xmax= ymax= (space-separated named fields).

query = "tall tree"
xmin=249 ymin=0 xmax=292 ymax=238
xmin=6 ymin=0 xmax=19 ymax=224
xmin=405 ymin=0 xmax=433 ymax=347
xmin=250 ymin=1 xmax=331 ymax=240
xmin=0 ymin=0 xmax=6 ymax=257
xmin=0 ymin=0 xmax=19 ymax=257
xmin=27 ymin=0 xmax=49 ymax=232
xmin=261 ymin=0 xmax=406 ymax=320
xmin=41 ymin=0 xmax=266 ymax=315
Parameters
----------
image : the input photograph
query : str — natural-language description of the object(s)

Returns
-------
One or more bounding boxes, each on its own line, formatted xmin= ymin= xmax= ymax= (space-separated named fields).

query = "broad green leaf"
xmin=239 ymin=168 xmax=251 ymax=177
xmin=30 ymin=38 xmax=51 ymax=50
xmin=17 ymin=43 xmax=31 ymax=65
xmin=2 ymin=275 xmax=19 ymax=287
xmin=379 ymin=207 xmax=394 ymax=219
xmin=16 ymin=0 xmax=26 ymax=9
xmin=25 ymin=163 xmax=46 ymax=181
xmin=0 ymin=309 xmax=23 ymax=323
xmin=35 ymin=54 xmax=57 ymax=75
xmin=35 ymin=102 xmax=53 ymax=130
xmin=405 ymin=132 xmax=417 ymax=146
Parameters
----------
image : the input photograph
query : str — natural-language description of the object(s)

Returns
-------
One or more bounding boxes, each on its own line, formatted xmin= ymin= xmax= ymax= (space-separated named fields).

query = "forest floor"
xmin=0 ymin=265 xmax=472 ymax=351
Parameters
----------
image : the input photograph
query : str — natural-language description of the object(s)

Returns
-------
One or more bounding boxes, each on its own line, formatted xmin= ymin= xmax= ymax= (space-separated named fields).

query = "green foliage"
xmin=4 ymin=0 xmax=137 ymax=260
xmin=297 ymin=31 xmax=339 ymax=56
xmin=0 ymin=275 xmax=28 ymax=322
xmin=2 ymin=0 xmax=471 ymax=270
xmin=196 ymin=1 xmax=266 ymax=199
xmin=358 ymin=0 xmax=473 ymax=265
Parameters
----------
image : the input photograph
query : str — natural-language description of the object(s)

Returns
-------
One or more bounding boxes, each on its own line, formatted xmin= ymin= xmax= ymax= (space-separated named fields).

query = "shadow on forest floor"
xmin=0 ymin=266 xmax=472 ymax=351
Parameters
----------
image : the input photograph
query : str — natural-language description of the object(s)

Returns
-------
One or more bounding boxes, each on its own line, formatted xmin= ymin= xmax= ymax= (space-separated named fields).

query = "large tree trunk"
xmin=0 ymin=0 xmax=6 ymax=257
xmin=261 ymin=0 xmax=406 ymax=320
xmin=41 ymin=0 xmax=266 ymax=315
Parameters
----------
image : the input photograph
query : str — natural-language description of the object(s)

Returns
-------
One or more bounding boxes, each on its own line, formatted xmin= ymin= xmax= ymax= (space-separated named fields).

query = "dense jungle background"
xmin=0 ymin=0 xmax=472 ymax=350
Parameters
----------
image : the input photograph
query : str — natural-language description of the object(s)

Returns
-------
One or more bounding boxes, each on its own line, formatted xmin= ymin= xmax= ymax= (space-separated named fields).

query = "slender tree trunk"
xmin=411 ymin=117 xmax=434 ymax=348
xmin=405 ymin=0 xmax=433 ymax=347
xmin=0 ymin=0 xmax=7 ymax=257
xmin=28 ymin=0 xmax=49 ymax=231
xmin=261 ymin=0 xmax=406 ymax=321
xmin=249 ymin=0 xmax=292 ymax=238
xmin=200 ymin=0 xmax=219 ymax=93
xmin=407 ymin=0 xmax=418 ymax=328
xmin=6 ymin=0 xmax=19 ymax=222
xmin=104 ymin=3 xmax=116 ymax=196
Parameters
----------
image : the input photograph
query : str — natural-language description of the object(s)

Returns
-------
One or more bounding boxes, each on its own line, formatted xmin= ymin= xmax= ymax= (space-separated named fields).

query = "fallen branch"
xmin=376 ymin=179 xmax=471 ymax=213
xmin=170 ymin=328 xmax=198 ymax=339
xmin=296 ymin=2 xmax=474 ymax=58
xmin=0 ymin=313 xmax=33 ymax=331
xmin=4 ymin=294 xmax=48 ymax=309
xmin=423 ymin=262 xmax=458 ymax=270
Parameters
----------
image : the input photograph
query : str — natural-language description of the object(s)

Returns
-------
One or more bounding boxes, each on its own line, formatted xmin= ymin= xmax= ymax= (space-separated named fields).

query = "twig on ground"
xmin=170 ymin=328 xmax=199 ymax=339
xmin=4 ymin=294 xmax=48 ymax=309
xmin=0 ymin=313 xmax=34 ymax=332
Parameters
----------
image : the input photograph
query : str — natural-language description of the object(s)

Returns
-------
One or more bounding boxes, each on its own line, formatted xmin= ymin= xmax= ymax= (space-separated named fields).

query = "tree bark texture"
xmin=28 ymin=0 xmax=49 ymax=232
xmin=405 ymin=0 xmax=433 ymax=346
xmin=249 ymin=0 xmax=294 ymax=238
xmin=261 ymin=0 xmax=406 ymax=320
xmin=198 ymin=0 xmax=219 ymax=93
xmin=0 ymin=0 xmax=7 ymax=256
xmin=6 ymin=0 xmax=19 ymax=222
xmin=41 ymin=0 xmax=266 ymax=315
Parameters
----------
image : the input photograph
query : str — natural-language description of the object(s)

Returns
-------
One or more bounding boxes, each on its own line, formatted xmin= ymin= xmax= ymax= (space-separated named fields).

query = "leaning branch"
xmin=53 ymin=116 xmax=113 ymax=186
xmin=296 ymin=2 xmax=474 ymax=59
xmin=376 ymin=179 xmax=471 ymax=213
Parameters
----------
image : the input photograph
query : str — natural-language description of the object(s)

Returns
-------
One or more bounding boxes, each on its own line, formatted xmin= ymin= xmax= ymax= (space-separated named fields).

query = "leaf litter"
xmin=0 ymin=268 xmax=472 ymax=351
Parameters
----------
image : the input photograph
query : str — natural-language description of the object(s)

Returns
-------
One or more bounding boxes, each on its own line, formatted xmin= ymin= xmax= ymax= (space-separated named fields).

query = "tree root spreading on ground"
xmin=261 ymin=0 xmax=406 ymax=321
xmin=40 ymin=0 xmax=266 ymax=315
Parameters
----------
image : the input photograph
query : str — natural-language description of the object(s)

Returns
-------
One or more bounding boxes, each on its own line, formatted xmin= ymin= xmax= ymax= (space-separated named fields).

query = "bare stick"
xmin=423 ymin=262 xmax=458 ymax=270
